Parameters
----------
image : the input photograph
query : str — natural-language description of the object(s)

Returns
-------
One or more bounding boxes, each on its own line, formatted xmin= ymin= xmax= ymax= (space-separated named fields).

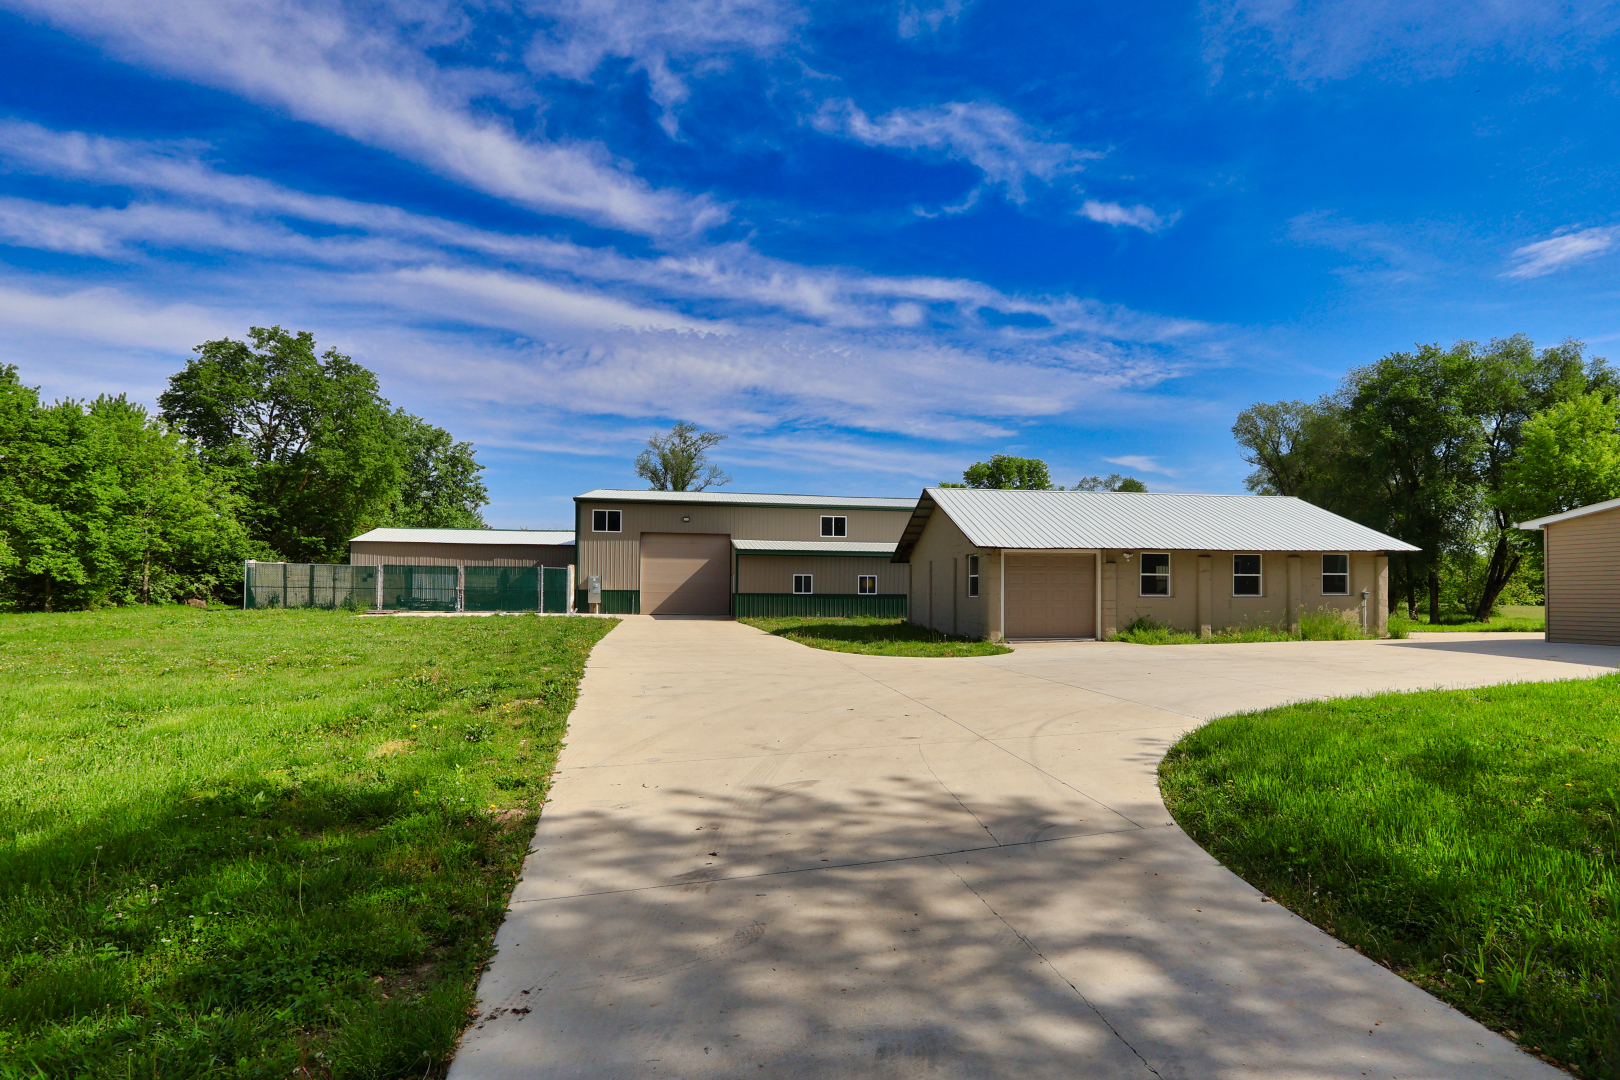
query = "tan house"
xmin=1516 ymin=498 xmax=1620 ymax=644
xmin=348 ymin=528 xmax=574 ymax=568
xmin=573 ymin=489 xmax=916 ymax=615
xmin=893 ymin=488 xmax=1416 ymax=641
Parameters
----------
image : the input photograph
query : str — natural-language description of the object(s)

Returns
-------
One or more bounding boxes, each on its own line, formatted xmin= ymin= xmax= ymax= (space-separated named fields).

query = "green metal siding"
xmin=576 ymin=588 xmax=641 ymax=614
xmin=733 ymin=593 xmax=907 ymax=618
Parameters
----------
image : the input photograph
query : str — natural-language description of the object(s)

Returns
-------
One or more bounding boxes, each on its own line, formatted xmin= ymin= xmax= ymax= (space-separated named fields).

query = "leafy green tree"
xmin=1498 ymin=393 xmax=1620 ymax=525
xmin=159 ymin=326 xmax=403 ymax=562
xmin=383 ymin=410 xmax=488 ymax=529
xmin=1070 ymin=473 xmax=1147 ymax=492
xmin=961 ymin=455 xmax=1052 ymax=489
xmin=634 ymin=422 xmax=730 ymax=491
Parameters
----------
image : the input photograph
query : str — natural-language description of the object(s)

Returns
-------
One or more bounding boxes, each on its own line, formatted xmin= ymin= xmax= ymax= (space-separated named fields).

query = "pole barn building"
xmin=348 ymin=528 xmax=574 ymax=568
xmin=1517 ymin=498 xmax=1620 ymax=645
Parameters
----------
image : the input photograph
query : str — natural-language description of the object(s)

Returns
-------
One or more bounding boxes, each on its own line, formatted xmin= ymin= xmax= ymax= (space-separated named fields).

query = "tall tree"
xmin=159 ymin=326 xmax=403 ymax=562
xmin=383 ymin=410 xmax=488 ymax=529
xmin=1070 ymin=473 xmax=1147 ymax=492
xmin=1497 ymin=392 xmax=1620 ymax=526
xmin=962 ymin=455 xmax=1052 ymax=489
xmin=634 ymin=422 xmax=730 ymax=491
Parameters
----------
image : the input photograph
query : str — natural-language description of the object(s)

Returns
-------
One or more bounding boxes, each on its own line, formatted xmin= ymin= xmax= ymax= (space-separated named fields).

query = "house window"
xmin=592 ymin=509 xmax=621 ymax=533
xmin=1140 ymin=553 xmax=1170 ymax=596
xmin=967 ymin=554 xmax=980 ymax=597
xmin=820 ymin=515 xmax=847 ymax=537
xmin=858 ymin=575 xmax=877 ymax=595
xmin=1322 ymin=553 xmax=1349 ymax=595
xmin=793 ymin=574 xmax=814 ymax=594
xmin=1233 ymin=554 xmax=1262 ymax=596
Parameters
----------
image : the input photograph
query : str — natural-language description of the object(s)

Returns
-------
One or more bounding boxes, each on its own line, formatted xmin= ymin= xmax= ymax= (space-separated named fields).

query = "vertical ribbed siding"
xmin=349 ymin=541 xmax=574 ymax=567
xmin=1544 ymin=511 xmax=1620 ymax=644
xmin=575 ymin=501 xmax=915 ymax=592
xmin=905 ymin=509 xmax=992 ymax=638
xmin=733 ymin=594 xmax=907 ymax=618
xmin=736 ymin=554 xmax=907 ymax=594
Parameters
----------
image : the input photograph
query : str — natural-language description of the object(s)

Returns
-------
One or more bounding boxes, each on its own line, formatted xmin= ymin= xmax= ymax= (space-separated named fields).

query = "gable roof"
xmin=576 ymin=488 xmax=916 ymax=511
xmin=893 ymin=488 xmax=1417 ymax=561
xmin=1515 ymin=496 xmax=1620 ymax=530
xmin=350 ymin=528 xmax=574 ymax=546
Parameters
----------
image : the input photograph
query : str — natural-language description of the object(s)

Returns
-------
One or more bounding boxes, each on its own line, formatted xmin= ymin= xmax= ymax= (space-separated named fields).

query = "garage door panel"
xmin=640 ymin=533 xmax=731 ymax=615
xmin=1005 ymin=554 xmax=1095 ymax=639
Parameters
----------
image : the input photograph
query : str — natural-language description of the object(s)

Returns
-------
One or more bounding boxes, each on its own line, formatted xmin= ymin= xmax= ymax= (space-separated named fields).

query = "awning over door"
xmin=639 ymin=533 xmax=731 ymax=615
xmin=1005 ymin=553 xmax=1095 ymax=639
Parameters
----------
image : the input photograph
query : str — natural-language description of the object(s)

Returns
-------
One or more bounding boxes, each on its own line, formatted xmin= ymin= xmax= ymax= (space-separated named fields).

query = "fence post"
xmin=566 ymin=565 xmax=576 ymax=614
xmin=282 ymin=563 xmax=289 ymax=610
xmin=456 ymin=565 xmax=465 ymax=613
xmin=375 ymin=563 xmax=384 ymax=612
xmin=243 ymin=561 xmax=250 ymax=610
xmin=538 ymin=564 xmax=545 ymax=613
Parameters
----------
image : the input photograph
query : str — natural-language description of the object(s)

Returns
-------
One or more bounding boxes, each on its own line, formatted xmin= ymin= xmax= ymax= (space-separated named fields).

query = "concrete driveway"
xmin=450 ymin=620 xmax=1616 ymax=1080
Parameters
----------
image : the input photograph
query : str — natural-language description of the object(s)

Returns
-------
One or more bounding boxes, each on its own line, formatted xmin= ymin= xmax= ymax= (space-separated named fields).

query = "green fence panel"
xmin=245 ymin=562 xmax=376 ymax=610
xmin=382 ymin=565 xmax=457 ymax=611
xmin=464 ymin=566 xmax=539 ymax=611
xmin=733 ymin=593 xmax=907 ymax=619
xmin=543 ymin=567 xmax=569 ymax=613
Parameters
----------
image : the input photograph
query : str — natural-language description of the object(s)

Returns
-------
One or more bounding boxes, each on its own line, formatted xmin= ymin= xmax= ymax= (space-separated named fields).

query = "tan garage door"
xmin=1005 ymin=553 xmax=1095 ymax=639
xmin=640 ymin=533 xmax=731 ymax=615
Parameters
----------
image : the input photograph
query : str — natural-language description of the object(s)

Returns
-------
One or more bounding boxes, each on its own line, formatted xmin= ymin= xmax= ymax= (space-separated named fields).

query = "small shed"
xmin=348 ymin=528 xmax=574 ymax=568
xmin=1517 ymin=498 xmax=1620 ymax=645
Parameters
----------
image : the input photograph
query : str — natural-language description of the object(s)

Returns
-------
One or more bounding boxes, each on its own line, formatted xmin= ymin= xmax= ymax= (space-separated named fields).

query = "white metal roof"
xmin=732 ymin=539 xmax=898 ymax=555
xmin=350 ymin=528 xmax=575 ymax=546
xmin=1515 ymin=496 xmax=1620 ymax=530
xmin=910 ymin=488 xmax=1417 ymax=554
xmin=576 ymin=488 xmax=917 ymax=510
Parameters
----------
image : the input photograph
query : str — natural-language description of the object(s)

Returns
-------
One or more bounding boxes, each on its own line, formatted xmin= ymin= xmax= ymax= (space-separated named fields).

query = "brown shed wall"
xmin=349 ymin=541 xmax=574 ymax=567
xmin=576 ymin=500 xmax=912 ymax=591
xmin=905 ymin=510 xmax=998 ymax=639
xmin=737 ymin=554 xmax=907 ymax=594
xmin=1543 ymin=508 xmax=1620 ymax=644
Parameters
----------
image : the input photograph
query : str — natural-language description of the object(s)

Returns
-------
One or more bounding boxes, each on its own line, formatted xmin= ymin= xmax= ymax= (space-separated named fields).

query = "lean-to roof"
xmin=576 ymin=488 xmax=916 ymax=511
xmin=349 ymin=528 xmax=574 ymax=546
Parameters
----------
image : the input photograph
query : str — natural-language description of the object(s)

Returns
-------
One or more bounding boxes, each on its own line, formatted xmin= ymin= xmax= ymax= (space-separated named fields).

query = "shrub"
xmin=1298 ymin=605 xmax=1371 ymax=640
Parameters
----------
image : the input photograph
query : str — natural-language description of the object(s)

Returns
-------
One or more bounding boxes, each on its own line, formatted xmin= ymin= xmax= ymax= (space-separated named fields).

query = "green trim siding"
xmin=575 ymin=588 xmax=641 ymax=614
xmin=733 ymin=593 xmax=907 ymax=618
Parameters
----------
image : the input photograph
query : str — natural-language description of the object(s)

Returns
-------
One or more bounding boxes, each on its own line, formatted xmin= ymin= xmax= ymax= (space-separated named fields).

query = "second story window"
xmin=967 ymin=554 xmax=980 ymax=597
xmin=592 ymin=509 xmax=621 ymax=533
xmin=820 ymin=515 xmax=847 ymax=537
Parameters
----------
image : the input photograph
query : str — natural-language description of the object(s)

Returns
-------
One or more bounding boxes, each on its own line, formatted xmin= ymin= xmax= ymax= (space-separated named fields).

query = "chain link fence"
xmin=245 ymin=562 xmax=572 ymax=613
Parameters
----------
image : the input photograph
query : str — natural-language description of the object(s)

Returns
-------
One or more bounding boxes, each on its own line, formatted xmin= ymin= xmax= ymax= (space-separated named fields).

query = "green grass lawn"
xmin=738 ymin=616 xmax=1010 ymax=657
xmin=1160 ymin=678 xmax=1619 ymax=1078
xmin=1393 ymin=613 xmax=1547 ymax=633
xmin=0 ymin=606 xmax=615 ymax=1079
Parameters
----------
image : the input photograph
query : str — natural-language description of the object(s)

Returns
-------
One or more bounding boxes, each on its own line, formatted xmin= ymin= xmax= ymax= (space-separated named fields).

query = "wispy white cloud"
xmin=1202 ymin=0 xmax=1620 ymax=84
xmin=1105 ymin=454 xmax=1172 ymax=475
xmin=897 ymin=0 xmax=971 ymax=39
xmin=1286 ymin=210 xmax=1450 ymax=286
xmin=6 ymin=0 xmax=723 ymax=236
xmin=812 ymin=99 xmax=1092 ymax=201
xmin=1079 ymin=200 xmax=1175 ymax=233
xmin=1503 ymin=226 xmax=1618 ymax=279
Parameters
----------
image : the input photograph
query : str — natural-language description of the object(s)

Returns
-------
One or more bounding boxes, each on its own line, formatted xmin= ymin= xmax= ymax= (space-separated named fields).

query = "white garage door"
xmin=640 ymin=533 xmax=731 ymax=615
xmin=1005 ymin=553 xmax=1095 ymax=639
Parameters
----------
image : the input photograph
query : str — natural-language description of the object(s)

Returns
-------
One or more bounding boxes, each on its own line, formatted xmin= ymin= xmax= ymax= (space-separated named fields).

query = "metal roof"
xmin=1515 ymin=496 xmax=1620 ymax=530
xmin=732 ymin=539 xmax=898 ymax=556
xmin=576 ymin=488 xmax=917 ymax=511
xmin=350 ymin=528 xmax=575 ymax=546
xmin=893 ymin=488 xmax=1417 ymax=560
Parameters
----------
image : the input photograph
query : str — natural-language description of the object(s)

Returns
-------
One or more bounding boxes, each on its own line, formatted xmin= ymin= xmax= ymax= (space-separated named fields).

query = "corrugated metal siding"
xmin=923 ymin=489 xmax=1417 ymax=553
xmin=907 ymin=508 xmax=994 ymax=639
xmin=576 ymin=501 xmax=914 ymax=591
xmin=350 ymin=541 xmax=574 ymax=567
xmin=1544 ymin=511 xmax=1620 ymax=644
xmin=737 ymin=554 xmax=907 ymax=594
xmin=350 ymin=528 xmax=573 ymax=546
xmin=735 ymin=594 xmax=907 ymax=618
xmin=578 ymin=488 xmax=916 ymax=510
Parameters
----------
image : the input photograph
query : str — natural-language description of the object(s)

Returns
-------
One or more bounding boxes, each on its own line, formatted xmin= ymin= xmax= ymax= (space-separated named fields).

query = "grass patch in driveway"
xmin=1159 ymin=677 xmax=1620 ymax=1078
xmin=0 ymin=605 xmax=615 ymax=1079
xmin=738 ymin=616 xmax=1010 ymax=657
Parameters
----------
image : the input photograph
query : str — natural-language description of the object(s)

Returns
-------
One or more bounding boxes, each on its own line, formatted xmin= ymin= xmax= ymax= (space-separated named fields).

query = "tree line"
xmin=1234 ymin=334 xmax=1612 ymax=621
xmin=0 ymin=326 xmax=488 ymax=610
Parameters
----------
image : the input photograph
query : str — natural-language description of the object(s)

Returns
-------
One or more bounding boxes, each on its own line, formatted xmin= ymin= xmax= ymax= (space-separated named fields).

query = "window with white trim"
xmin=1322 ymin=553 xmax=1349 ymax=595
xmin=820 ymin=515 xmax=847 ymax=537
xmin=793 ymin=574 xmax=814 ymax=594
xmin=1140 ymin=553 xmax=1170 ymax=596
xmin=858 ymin=575 xmax=877 ymax=595
xmin=1233 ymin=554 xmax=1262 ymax=596
xmin=967 ymin=554 xmax=980 ymax=597
xmin=592 ymin=508 xmax=621 ymax=533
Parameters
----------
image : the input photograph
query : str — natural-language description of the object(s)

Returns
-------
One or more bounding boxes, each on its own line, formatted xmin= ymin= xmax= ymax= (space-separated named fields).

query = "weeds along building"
xmin=572 ymin=489 xmax=917 ymax=616
xmin=894 ymin=488 xmax=1417 ymax=640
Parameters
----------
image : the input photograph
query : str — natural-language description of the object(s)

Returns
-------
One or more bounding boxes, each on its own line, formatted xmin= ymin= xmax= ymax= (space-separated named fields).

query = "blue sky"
xmin=2 ymin=0 xmax=1618 ymax=528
